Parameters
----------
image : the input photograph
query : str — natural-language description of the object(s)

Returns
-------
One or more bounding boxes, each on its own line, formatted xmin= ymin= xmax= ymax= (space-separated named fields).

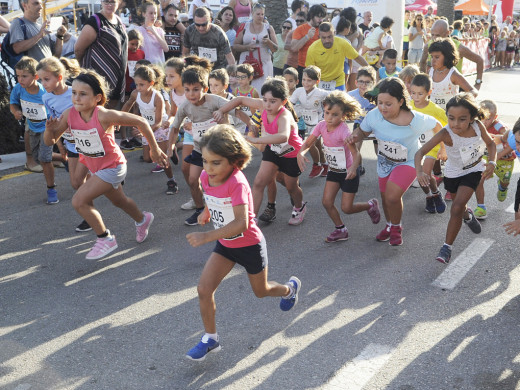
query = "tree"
xmin=263 ymin=0 xmax=289 ymax=34
xmin=437 ymin=0 xmax=455 ymax=23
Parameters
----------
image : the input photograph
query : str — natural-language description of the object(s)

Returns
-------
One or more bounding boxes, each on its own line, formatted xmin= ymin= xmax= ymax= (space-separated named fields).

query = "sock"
xmin=47 ymin=184 xmax=56 ymax=189
xmin=432 ymin=190 xmax=440 ymax=196
xmin=336 ymin=224 xmax=345 ymax=230
xmin=426 ymin=190 xmax=432 ymax=197
xmin=196 ymin=207 xmax=205 ymax=212
xmin=313 ymin=163 xmax=321 ymax=167
xmin=202 ymin=333 xmax=218 ymax=343
xmin=167 ymin=177 xmax=175 ymax=182
xmin=477 ymin=204 xmax=486 ymax=210
xmin=386 ymin=222 xmax=391 ymax=228
xmin=267 ymin=202 xmax=276 ymax=209
xmin=283 ymin=284 xmax=295 ymax=299
xmin=391 ymin=222 xmax=402 ymax=227
xmin=136 ymin=215 xmax=146 ymax=226
xmin=443 ymin=243 xmax=453 ymax=250
xmin=97 ymin=230 xmax=110 ymax=239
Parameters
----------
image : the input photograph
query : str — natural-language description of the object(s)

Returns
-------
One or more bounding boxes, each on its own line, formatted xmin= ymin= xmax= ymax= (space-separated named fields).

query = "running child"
xmin=121 ymin=65 xmax=178 ymax=195
xmin=377 ymin=49 xmax=402 ymax=80
xmin=10 ymin=56 xmax=58 ymax=205
xmin=226 ymin=64 xmax=238 ymax=93
xmin=473 ymin=99 xmax=514 ymax=219
xmin=415 ymin=93 xmax=496 ymax=264
xmin=214 ymin=77 xmax=307 ymax=225
xmin=297 ymin=91 xmax=381 ymax=242
xmin=410 ymin=73 xmax=448 ymax=214
xmin=290 ymin=65 xmax=328 ymax=178
xmin=282 ymin=67 xmax=298 ymax=95
xmin=234 ymin=63 xmax=259 ymax=132
xmin=347 ymin=78 xmax=441 ymax=246
xmin=209 ymin=68 xmax=234 ymax=100
xmin=185 ymin=124 xmax=301 ymax=361
xmin=502 ymin=118 xmax=520 ymax=236
xmin=398 ymin=64 xmax=420 ymax=95
xmin=37 ymin=57 xmax=92 ymax=231
xmin=44 ymin=70 xmax=169 ymax=260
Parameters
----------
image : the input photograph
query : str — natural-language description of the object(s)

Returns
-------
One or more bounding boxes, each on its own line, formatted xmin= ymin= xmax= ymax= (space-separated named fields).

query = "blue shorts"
xmin=184 ymin=150 xmax=203 ymax=167
xmin=183 ymin=131 xmax=194 ymax=146
xmin=335 ymin=84 xmax=346 ymax=91
xmin=29 ymin=131 xmax=53 ymax=164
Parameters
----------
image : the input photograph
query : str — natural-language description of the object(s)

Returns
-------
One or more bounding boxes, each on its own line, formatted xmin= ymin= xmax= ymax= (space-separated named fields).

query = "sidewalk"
xmin=0 ymin=151 xmax=26 ymax=171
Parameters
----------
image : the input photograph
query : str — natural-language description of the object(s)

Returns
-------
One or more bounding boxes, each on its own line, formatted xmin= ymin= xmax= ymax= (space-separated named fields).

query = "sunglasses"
xmin=296 ymin=19 xmax=305 ymax=23
xmin=102 ymin=0 xmax=117 ymax=4
xmin=282 ymin=26 xmax=292 ymax=30
xmin=194 ymin=22 xmax=209 ymax=27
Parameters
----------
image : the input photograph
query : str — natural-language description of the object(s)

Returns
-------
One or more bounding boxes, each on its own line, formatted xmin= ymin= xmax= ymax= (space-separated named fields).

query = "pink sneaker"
xmin=136 ymin=212 xmax=154 ymax=243
xmin=325 ymin=228 xmax=349 ymax=243
xmin=86 ymin=236 xmax=118 ymax=260
xmin=389 ymin=225 xmax=403 ymax=246
xmin=376 ymin=225 xmax=391 ymax=242
xmin=445 ymin=191 xmax=452 ymax=201
xmin=288 ymin=202 xmax=307 ymax=225
xmin=367 ymin=198 xmax=381 ymax=224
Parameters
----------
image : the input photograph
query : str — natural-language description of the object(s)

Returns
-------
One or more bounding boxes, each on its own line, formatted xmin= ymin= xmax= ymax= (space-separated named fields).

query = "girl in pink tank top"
xmin=213 ymin=78 xmax=308 ymax=226
xmin=45 ymin=70 xmax=169 ymax=261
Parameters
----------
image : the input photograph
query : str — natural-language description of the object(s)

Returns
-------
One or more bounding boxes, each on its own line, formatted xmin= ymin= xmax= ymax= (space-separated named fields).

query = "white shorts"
xmin=94 ymin=164 xmax=127 ymax=189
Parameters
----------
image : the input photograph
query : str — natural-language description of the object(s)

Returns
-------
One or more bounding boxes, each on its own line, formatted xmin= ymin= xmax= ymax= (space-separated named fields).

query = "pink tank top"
xmin=68 ymin=106 xmax=126 ymax=173
xmin=262 ymin=106 xmax=302 ymax=158
xmin=234 ymin=0 xmax=251 ymax=22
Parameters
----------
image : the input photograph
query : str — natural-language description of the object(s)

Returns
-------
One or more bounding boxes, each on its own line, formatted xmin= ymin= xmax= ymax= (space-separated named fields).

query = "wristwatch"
xmin=475 ymin=78 xmax=482 ymax=84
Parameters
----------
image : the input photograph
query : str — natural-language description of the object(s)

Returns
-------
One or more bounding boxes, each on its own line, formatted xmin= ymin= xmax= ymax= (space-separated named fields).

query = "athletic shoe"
xmin=389 ymin=225 xmax=403 ymax=246
xmin=151 ymin=165 xmax=164 ymax=173
xmin=445 ymin=191 xmax=453 ymax=201
xmin=75 ymin=220 xmax=92 ymax=232
xmin=320 ymin=164 xmax=329 ymax=177
xmin=497 ymin=187 xmax=508 ymax=202
xmin=473 ymin=206 xmax=487 ymax=220
xmin=259 ymin=206 xmax=276 ymax=222
xmin=432 ymin=192 xmax=447 ymax=214
xmin=434 ymin=174 xmax=444 ymax=186
xmin=181 ymin=199 xmax=196 ymax=210
xmin=280 ymin=276 xmax=301 ymax=311
xmin=186 ymin=336 xmax=221 ymax=362
xmin=411 ymin=179 xmax=421 ymax=188
xmin=46 ymin=188 xmax=59 ymax=204
xmin=325 ymin=228 xmax=349 ymax=243
xmin=166 ymin=179 xmax=178 ymax=195
xmin=170 ymin=145 xmax=179 ymax=165
xmin=436 ymin=244 xmax=452 ymax=264
xmin=425 ymin=196 xmax=436 ymax=213
xmin=86 ymin=236 xmax=118 ymax=260
xmin=136 ymin=211 xmax=154 ymax=243
xmin=367 ymin=198 xmax=381 ymax=224
xmin=288 ymin=202 xmax=307 ymax=225
xmin=359 ymin=165 xmax=366 ymax=176
xmin=464 ymin=208 xmax=482 ymax=234
xmin=120 ymin=140 xmax=134 ymax=150
xmin=129 ymin=137 xmax=143 ymax=148
xmin=308 ymin=164 xmax=323 ymax=178
xmin=185 ymin=209 xmax=203 ymax=226
xmin=376 ymin=225 xmax=391 ymax=242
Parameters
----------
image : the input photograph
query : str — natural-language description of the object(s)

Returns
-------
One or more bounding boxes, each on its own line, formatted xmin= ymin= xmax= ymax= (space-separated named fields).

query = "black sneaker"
xmin=464 ymin=208 xmax=482 ymax=234
xmin=120 ymin=140 xmax=134 ymax=150
xmin=425 ymin=196 xmax=436 ymax=213
xmin=130 ymin=137 xmax=143 ymax=148
xmin=75 ymin=220 xmax=92 ymax=232
xmin=185 ymin=208 xmax=203 ymax=226
xmin=436 ymin=244 xmax=452 ymax=264
xmin=166 ymin=179 xmax=178 ymax=195
xmin=259 ymin=206 xmax=276 ymax=222
xmin=359 ymin=165 xmax=366 ymax=176
xmin=170 ymin=145 xmax=179 ymax=165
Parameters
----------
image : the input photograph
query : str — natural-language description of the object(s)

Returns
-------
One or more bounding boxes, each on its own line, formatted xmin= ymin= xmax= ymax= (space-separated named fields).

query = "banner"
xmin=493 ymin=0 xmax=515 ymax=23
xmin=460 ymin=38 xmax=491 ymax=75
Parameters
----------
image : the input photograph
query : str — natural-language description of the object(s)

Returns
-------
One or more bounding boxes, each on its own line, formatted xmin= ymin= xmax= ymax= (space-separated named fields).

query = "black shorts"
xmin=262 ymin=145 xmax=301 ymax=177
xmin=444 ymin=171 xmax=482 ymax=193
xmin=213 ymin=237 xmax=268 ymax=275
xmin=67 ymin=149 xmax=79 ymax=158
xmin=326 ymin=168 xmax=360 ymax=193
xmin=184 ymin=150 xmax=203 ymax=167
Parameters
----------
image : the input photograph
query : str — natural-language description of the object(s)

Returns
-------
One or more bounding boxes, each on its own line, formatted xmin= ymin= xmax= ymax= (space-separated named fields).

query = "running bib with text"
xmin=192 ymin=119 xmax=216 ymax=142
xmin=20 ymin=100 xmax=46 ymax=121
xmin=198 ymin=47 xmax=217 ymax=62
xmin=270 ymin=142 xmax=295 ymax=157
xmin=71 ymin=128 xmax=105 ymax=157
xmin=318 ymin=80 xmax=336 ymax=91
xmin=460 ymin=141 xmax=485 ymax=170
xmin=238 ymin=16 xmax=250 ymax=24
xmin=301 ymin=109 xmax=319 ymax=126
xmin=62 ymin=128 xmax=75 ymax=142
xmin=128 ymin=61 xmax=137 ymax=78
xmin=323 ymin=145 xmax=347 ymax=173
xmin=241 ymin=105 xmax=252 ymax=117
xmin=378 ymin=140 xmax=408 ymax=163
xmin=204 ymin=194 xmax=243 ymax=240
xmin=141 ymin=108 xmax=156 ymax=126
xmin=419 ymin=129 xmax=434 ymax=145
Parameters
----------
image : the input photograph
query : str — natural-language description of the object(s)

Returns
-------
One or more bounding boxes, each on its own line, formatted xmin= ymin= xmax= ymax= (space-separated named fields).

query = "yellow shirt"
xmin=305 ymin=37 xmax=359 ymax=87
xmin=411 ymin=100 xmax=448 ymax=127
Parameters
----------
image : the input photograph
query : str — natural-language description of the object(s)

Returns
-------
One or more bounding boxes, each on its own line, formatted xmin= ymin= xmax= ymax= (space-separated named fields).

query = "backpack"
xmin=1 ymin=18 xmax=27 ymax=69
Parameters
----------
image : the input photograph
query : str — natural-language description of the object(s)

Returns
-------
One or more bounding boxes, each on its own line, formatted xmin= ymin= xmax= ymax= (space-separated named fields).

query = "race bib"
xmin=323 ymin=145 xmax=347 ymax=173
xmin=270 ymin=142 xmax=295 ymax=157
xmin=433 ymin=96 xmax=447 ymax=108
xmin=241 ymin=105 xmax=252 ymax=117
xmin=198 ymin=47 xmax=217 ymax=62
xmin=238 ymin=16 xmax=250 ymax=24
xmin=318 ymin=80 xmax=336 ymax=91
xmin=419 ymin=129 xmax=434 ymax=145
xmin=192 ymin=119 xmax=216 ymax=142
xmin=62 ymin=128 xmax=75 ymax=142
xmin=141 ymin=108 xmax=155 ymax=125
xmin=301 ymin=109 xmax=319 ymax=126
xmin=71 ymin=128 xmax=105 ymax=157
xmin=20 ymin=100 xmax=46 ymax=121
xmin=378 ymin=139 xmax=408 ymax=163
xmin=128 ymin=60 xmax=137 ymax=78
xmin=460 ymin=141 xmax=485 ymax=170
xmin=204 ymin=194 xmax=243 ymax=240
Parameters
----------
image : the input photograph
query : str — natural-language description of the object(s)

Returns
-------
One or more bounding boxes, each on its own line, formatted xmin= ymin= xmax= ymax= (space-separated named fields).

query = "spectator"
xmin=0 ymin=15 xmax=10 ymax=34
xmin=286 ymin=0 xmax=306 ymax=30
xmin=408 ymin=14 xmax=426 ymax=65
xmin=216 ymin=6 xmax=238 ymax=46
xmin=273 ymin=20 xmax=292 ymax=76
xmin=234 ymin=3 xmax=277 ymax=94
xmin=187 ymin=0 xmax=208 ymax=23
xmin=75 ymin=0 xmax=128 ymax=108
xmin=452 ymin=20 xmax=463 ymax=39
xmin=283 ymin=12 xmax=305 ymax=71
xmin=359 ymin=11 xmax=373 ymax=37
xmin=51 ymin=16 xmax=77 ymax=59
xmin=137 ymin=1 xmax=168 ymax=64
xmin=183 ymin=7 xmax=235 ymax=69
xmin=228 ymin=0 xmax=253 ymax=25
xmin=162 ymin=4 xmax=186 ymax=60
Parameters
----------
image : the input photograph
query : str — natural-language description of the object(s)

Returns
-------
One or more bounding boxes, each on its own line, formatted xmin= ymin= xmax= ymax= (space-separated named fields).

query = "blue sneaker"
xmin=186 ymin=336 xmax=221 ymax=361
xmin=280 ymin=276 xmax=301 ymax=311
xmin=432 ymin=192 xmax=446 ymax=214
xmin=47 ymin=188 xmax=59 ymax=204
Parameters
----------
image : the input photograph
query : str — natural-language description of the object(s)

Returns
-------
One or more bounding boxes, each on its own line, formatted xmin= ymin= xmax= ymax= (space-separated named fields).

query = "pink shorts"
xmin=378 ymin=165 xmax=417 ymax=193
xmin=142 ymin=127 xmax=170 ymax=146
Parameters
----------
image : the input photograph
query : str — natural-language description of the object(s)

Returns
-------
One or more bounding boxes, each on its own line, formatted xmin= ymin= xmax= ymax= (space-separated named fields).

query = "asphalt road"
xmin=1 ymin=68 xmax=520 ymax=390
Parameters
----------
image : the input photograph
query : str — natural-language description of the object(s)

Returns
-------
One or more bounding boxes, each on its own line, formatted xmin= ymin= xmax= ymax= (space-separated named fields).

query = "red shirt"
xmin=126 ymin=49 xmax=145 ymax=93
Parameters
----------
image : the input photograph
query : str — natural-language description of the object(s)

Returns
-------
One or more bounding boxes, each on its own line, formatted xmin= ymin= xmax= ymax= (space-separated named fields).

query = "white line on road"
xmin=506 ymin=202 xmax=515 ymax=214
xmin=323 ymin=343 xmax=394 ymax=390
xmin=431 ymin=238 xmax=495 ymax=290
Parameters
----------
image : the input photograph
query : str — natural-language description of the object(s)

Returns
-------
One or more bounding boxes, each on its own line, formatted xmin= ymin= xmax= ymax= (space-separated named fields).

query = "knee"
xmin=188 ymin=176 xmax=200 ymax=189
xmin=451 ymin=202 xmax=465 ymax=217
xmin=341 ymin=204 xmax=354 ymax=214
xmin=322 ymin=197 xmax=333 ymax=210
xmin=71 ymin=193 xmax=83 ymax=211
xmin=252 ymin=286 xmax=268 ymax=298
xmin=197 ymin=283 xmax=214 ymax=300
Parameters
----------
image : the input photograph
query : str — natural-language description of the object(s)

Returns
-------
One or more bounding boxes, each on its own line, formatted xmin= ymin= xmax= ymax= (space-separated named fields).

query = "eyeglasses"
xmin=181 ymin=20 xmax=189 ymax=25
xmin=236 ymin=75 xmax=249 ymax=80
xmin=282 ymin=26 xmax=292 ymax=30
xmin=296 ymin=19 xmax=305 ymax=23
xmin=102 ymin=0 xmax=117 ymax=4
xmin=417 ymin=18 xmax=423 ymax=21
xmin=194 ymin=22 xmax=209 ymax=27
xmin=357 ymin=80 xmax=373 ymax=85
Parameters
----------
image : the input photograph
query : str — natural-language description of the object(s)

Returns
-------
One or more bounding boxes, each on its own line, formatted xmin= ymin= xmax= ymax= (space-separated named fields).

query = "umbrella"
xmin=405 ymin=0 xmax=437 ymax=14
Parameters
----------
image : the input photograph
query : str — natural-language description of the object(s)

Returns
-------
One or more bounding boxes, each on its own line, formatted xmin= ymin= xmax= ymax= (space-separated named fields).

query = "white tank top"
xmin=137 ymin=90 xmax=168 ymax=126
xmin=429 ymin=67 xmax=458 ymax=109
xmin=444 ymin=121 xmax=486 ymax=178
xmin=170 ymin=89 xmax=186 ymax=108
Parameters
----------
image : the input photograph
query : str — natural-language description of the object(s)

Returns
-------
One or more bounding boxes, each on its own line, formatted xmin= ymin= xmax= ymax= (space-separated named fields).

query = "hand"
xmin=45 ymin=116 xmax=60 ymax=131
xmin=417 ymin=171 xmax=430 ymax=187
xmin=57 ymin=25 xmax=67 ymax=37
xmin=154 ymin=20 xmax=162 ymax=28
xmin=151 ymin=148 xmax=169 ymax=168
xmin=345 ymin=134 xmax=358 ymax=145
xmin=248 ymin=43 xmax=258 ymax=51
xmin=14 ymin=110 xmax=23 ymax=121
xmin=183 ymin=122 xmax=192 ymax=131
xmin=437 ymin=149 xmax=447 ymax=161
xmin=162 ymin=119 xmax=172 ymax=129
xmin=214 ymin=19 xmax=222 ymax=27
xmin=307 ymin=27 xmax=316 ymax=39
xmin=296 ymin=153 xmax=309 ymax=172
xmin=40 ymin=20 xmax=50 ymax=37
xmin=504 ymin=220 xmax=520 ymax=236
xmin=481 ymin=163 xmax=495 ymax=180
xmin=213 ymin=110 xmax=224 ymax=123
xmin=261 ymin=36 xmax=269 ymax=45
xmin=197 ymin=207 xmax=210 ymax=225
xmin=346 ymin=165 xmax=358 ymax=180
xmin=186 ymin=232 xmax=208 ymax=247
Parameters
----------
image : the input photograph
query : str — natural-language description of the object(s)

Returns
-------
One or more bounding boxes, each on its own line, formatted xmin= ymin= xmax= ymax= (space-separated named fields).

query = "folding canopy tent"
xmin=454 ymin=0 xmax=490 ymax=15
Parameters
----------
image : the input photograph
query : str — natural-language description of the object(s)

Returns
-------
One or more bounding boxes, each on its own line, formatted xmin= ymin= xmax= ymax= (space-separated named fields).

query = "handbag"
xmin=244 ymin=48 xmax=264 ymax=79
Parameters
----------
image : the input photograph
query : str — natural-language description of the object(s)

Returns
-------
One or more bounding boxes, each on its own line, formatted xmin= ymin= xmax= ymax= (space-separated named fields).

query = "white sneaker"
xmin=411 ymin=179 xmax=421 ymax=188
xmin=181 ymin=198 xmax=196 ymax=210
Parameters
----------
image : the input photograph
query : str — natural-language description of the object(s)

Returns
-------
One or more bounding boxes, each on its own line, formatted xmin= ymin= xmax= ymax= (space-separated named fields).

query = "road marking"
xmin=0 ymin=170 xmax=32 ymax=181
xmin=432 ymin=238 xmax=495 ymax=290
xmin=323 ymin=343 xmax=394 ymax=390
xmin=506 ymin=202 xmax=515 ymax=213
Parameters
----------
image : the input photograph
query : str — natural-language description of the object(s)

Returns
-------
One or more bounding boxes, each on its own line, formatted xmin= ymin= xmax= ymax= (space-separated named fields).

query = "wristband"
xmin=488 ymin=160 xmax=497 ymax=167
xmin=56 ymin=35 xmax=64 ymax=40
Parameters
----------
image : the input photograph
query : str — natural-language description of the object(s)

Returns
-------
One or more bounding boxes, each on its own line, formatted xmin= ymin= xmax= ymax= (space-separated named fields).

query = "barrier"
xmin=459 ymin=38 xmax=491 ymax=75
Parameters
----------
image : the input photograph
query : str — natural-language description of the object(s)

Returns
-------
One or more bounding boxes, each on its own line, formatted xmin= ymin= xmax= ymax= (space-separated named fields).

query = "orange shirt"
xmin=292 ymin=23 xmax=320 ymax=67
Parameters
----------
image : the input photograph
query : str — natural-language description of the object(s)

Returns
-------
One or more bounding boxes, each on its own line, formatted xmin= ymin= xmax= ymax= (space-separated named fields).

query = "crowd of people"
xmin=3 ymin=0 xmax=520 ymax=362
